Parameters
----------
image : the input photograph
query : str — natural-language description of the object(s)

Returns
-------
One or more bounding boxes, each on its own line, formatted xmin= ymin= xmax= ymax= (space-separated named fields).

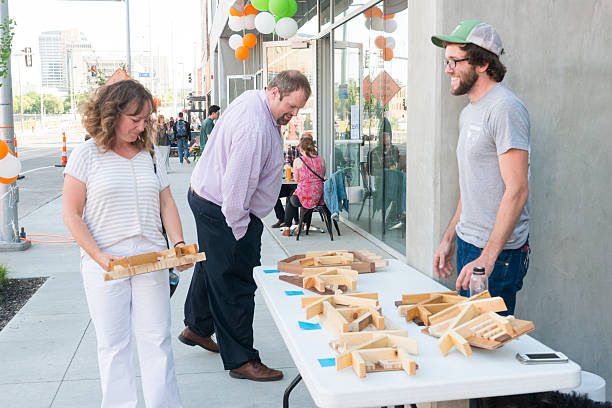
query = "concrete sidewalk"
xmin=0 ymin=156 xmax=395 ymax=408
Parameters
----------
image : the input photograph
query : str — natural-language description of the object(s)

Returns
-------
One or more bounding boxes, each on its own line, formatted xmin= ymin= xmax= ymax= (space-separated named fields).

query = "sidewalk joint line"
xmin=49 ymin=319 xmax=92 ymax=407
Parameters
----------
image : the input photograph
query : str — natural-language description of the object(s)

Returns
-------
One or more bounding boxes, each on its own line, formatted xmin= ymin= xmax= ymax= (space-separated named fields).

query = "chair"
xmin=296 ymin=192 xmax=341 ymax=241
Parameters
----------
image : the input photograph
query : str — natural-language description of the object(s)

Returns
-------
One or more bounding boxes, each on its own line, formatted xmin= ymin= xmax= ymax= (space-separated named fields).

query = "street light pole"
xmin=0 ymin=0 xmax=29 ymax=251
xmin=125 ymin=0 xmax=132 ymax=76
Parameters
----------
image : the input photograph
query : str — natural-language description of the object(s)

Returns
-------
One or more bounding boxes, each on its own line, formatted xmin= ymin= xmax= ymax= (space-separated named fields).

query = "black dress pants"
xmin=184 ymin=189 xmax=263 ymax=370
xmin=273 ymin=183 xmax=298 ymax=222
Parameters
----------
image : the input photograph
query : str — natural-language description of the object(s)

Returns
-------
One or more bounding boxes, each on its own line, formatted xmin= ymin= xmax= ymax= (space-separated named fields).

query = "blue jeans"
xmin=456 ymin=236 xmax=530 ymax=315
xmin=177 ymin=138 xmax=189 ymax=163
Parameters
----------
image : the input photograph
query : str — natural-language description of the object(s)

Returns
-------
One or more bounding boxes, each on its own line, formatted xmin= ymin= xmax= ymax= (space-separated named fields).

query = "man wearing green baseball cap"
xmin=431 ymin=20 xmax=531 ymax=316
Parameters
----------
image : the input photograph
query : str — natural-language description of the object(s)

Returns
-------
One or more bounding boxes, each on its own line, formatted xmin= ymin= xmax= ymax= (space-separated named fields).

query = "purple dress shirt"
xmin=190 ymin=90 xmax=284 ymax=240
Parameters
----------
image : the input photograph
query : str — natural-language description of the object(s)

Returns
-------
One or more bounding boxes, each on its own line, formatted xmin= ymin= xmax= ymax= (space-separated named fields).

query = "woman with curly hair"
xmin=62 ymin=80 xmax=186 ymax=407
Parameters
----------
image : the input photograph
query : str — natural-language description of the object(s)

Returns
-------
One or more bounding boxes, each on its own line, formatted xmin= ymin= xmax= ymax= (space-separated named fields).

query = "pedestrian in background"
xmin=181 ymin=70 xmax=311 ymax=382
xmin=200 ymin=104 xmax=220 ymax=148
xmin=173 ymin=111 xmax=191 ymax=164
xmin=431 ymin=20 xmax=530 ymax=315
xmin=62 ymin=79 xmax=189 ymax=407
xmin=155 ymin=114 xmax=171 ymax=170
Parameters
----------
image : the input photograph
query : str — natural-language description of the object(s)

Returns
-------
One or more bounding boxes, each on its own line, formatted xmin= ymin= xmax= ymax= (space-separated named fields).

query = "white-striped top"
xmin=64 ymin=139 xmax=170 ymax=249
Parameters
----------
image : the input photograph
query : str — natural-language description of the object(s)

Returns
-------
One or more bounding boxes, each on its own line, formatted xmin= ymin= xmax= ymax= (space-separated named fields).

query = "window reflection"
xmin=332 ymin=1 xmax=407 ymax=254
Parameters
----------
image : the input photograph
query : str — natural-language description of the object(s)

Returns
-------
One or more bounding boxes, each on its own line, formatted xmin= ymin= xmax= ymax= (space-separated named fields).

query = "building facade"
xmin=201 ymin=0 xmax=612 ymax=398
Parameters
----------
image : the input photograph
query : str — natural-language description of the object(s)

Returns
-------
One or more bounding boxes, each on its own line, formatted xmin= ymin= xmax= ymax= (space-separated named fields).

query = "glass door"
xmin=226 ymin=75 xmax=256 ymax=105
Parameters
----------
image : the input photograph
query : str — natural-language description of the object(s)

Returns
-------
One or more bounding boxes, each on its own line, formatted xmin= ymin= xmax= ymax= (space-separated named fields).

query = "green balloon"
xmin=275 ymin=15 xmax=282 ymax=23
xmin=269 ymin=0 xmax=288 ymax=17
xmin=251 ymin=0 xmax=269 ymax=12
xmin=284 ymin=0 xmax=297 ymax=17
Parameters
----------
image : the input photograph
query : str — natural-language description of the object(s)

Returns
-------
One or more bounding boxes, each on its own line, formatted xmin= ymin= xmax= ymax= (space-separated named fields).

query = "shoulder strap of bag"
xmin=298 ymin=154 xmax=325 ymax=182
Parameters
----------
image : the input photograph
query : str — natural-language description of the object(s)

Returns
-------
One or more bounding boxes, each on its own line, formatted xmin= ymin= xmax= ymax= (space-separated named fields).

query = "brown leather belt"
xmin=190 ymin=186 xmax=212 ymax=204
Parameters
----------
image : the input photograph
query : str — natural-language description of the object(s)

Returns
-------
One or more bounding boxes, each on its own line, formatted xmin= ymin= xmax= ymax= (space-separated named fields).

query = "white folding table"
xmin=254 ymin=260 xmax=581 ymax=408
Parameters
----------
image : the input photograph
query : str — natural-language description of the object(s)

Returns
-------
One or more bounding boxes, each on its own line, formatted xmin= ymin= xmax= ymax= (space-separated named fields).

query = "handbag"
xmin=151 ymin=152 xmax=179 ymax=297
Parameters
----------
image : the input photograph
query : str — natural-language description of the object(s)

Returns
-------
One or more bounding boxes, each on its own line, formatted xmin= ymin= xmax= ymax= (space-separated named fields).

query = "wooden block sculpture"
xmin=277 ymin=250 xmax=387 ymax=274
xmin=333 ymin=332 xmax=419 ymax=378
xmin=395 ymin=291 xmax=466 ymax=325
xmin=437 ymin=312 xmax=535 ymax=357
xmin=301 ymin=293 xmax=385 ymax=334
xmin=104 ymin=244 xmax=205 ymax=281
xmin=302 ymin=267 xmax=358 ymax=293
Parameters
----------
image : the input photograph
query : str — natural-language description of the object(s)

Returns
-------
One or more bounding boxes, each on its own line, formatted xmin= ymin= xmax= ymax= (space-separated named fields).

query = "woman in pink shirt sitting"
xmin=283 ymin=137 xmax=325 ymax=227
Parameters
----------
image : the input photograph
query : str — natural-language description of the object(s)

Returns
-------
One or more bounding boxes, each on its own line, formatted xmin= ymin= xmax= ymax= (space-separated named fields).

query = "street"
xmin=13 ymin=124 xmax=85 ymax=222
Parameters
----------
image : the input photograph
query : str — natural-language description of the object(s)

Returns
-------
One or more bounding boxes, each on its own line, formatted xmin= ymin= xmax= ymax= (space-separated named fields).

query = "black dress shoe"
xmin=271 ymin=220 xmax=284 ymax=228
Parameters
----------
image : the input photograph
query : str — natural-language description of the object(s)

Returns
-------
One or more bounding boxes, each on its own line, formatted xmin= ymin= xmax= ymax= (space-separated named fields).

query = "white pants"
xmin=80 ymin=236 xmax=182 ymax=408
xmin=157 ymin=145 xmax=171 ymax=171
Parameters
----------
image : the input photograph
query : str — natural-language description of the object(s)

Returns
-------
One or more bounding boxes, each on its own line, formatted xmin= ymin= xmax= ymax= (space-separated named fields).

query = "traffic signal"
xmin=24 ymin=47 xmax=32 ymax=67
xmin=188 ymin=73 xmax=192 ymax=83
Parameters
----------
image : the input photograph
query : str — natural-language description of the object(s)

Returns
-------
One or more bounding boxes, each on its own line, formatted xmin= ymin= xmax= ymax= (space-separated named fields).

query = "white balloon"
xmin=370 ymin=16 xmax=384 ymax=31
xmin=275 ymin=17 xmax=298 ymax=39
xmin=228 ymin=15 xmax=244 ymax=31
xmin=385 ymin=37 xmax=396 ymax=49
xmin=243 ymin=14 xmax=256 ymax=30
xmin=384 ymin=19 xmax=398 ymax=33
xmin=254 ymin=12 xmax=275 ymax=34
xmin=364 ymin=18 xmax=372 ymax=30
xmin=0 ymin=153 xmax=21 ymax=180
xmin=229 ymin=34 xmax=243 ymax=50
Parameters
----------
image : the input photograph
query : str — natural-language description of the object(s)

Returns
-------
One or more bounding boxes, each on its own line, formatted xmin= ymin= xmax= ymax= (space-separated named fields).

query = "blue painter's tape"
xmin=318 ymin=358 xmax=336 ymax=367
xmin=298 ymin=321 xmax=321 ymax=330
xmin=263 ymin=269 xmax=280 ymax=274
xmin=285 ymin=290 xmax=304 ymax=296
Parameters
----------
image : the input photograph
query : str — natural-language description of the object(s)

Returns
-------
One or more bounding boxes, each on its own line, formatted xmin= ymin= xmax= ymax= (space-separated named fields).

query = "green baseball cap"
xmin=431 ymin=20 xmax=503 ymax=57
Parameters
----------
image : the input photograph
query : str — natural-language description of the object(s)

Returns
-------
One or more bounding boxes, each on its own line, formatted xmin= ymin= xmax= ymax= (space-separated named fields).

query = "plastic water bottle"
xmin=169 ymin=270 xmax=180 ymax=297
xmin=469 ymin=267 xmax=488 ymax=297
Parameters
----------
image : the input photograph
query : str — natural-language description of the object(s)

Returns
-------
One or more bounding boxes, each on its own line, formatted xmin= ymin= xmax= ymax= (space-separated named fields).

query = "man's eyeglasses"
xmin=444 ymin=57 xmax=469 ymax=70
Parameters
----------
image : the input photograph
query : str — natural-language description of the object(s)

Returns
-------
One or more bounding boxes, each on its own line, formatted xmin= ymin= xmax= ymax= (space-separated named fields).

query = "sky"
xmin=8 ymin=0 xmax=202 ymax=88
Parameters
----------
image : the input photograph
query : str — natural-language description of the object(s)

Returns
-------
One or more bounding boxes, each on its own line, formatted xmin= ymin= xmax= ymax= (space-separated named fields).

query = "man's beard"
xmin=451 ymin=67 xmax=478 ymax=96
xmin=276 ymin=116 xmax=291 ymax=125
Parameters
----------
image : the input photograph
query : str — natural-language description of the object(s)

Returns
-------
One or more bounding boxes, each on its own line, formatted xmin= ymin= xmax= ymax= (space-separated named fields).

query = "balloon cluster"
xmin=252 ymin=0 xmax=298 ymax=39
xmin=229 ymin=4 xmax=260 ymax=60
xmin=364 ymin=7 xmax=397 ymax=61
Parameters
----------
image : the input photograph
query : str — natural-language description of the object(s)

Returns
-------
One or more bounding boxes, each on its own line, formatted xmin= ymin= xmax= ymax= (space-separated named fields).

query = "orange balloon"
xmin=363 ymin=8 xmax=373 ymax=18
xmin=229 ymin=7 xmax=243 ymax=16
xmin=243 ymin=33 xmax=257 ymax=48
xmin=244 ymin=4 xmax=258 ymax=15
xmin=371 ymin=7 xmax=383 ymax=18
xmin=235 ymin=46 xmax=249 ymax=60
xmin=374 ymin=35 xmax=386 ymax=49
xmin=0 ymin=139 xmax=9 ymax=160
xmin=383 ymin=47 xmax=394 ymax=61
xmin=384 ymin=13 xmax=395 ymax=20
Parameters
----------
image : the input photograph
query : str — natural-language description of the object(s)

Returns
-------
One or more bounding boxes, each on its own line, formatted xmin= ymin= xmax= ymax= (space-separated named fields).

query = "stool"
xmin=559 ymin=371 xmax=606 ymax=402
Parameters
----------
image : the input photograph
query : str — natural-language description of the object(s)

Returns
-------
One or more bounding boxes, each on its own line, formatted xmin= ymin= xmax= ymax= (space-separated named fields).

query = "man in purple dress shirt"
xmin=180 ymin=70 xmax=311 ymax=381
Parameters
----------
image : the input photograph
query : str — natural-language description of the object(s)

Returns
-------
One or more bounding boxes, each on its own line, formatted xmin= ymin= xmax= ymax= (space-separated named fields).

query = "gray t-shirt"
xmin=456 ymin=83 xmax=530 ymax=250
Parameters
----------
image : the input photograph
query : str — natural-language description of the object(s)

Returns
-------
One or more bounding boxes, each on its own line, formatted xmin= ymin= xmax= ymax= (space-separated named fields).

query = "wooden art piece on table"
xmin=277 ymin=250 xmax=388 ymax=274
xmin=432 ymin=312 xmax=535 ymax=357
xmin=104 ymin=244 xmax=205 ymax=281
xmin=278 ymin=267 xmax=358 ymax=295
xmin=301 ymin=293 xmax=385 ymax=334
xmin=394 ymin=291 xmax=465 ymax=325
xmin=302 ymin=267 xmax=358 ymax=293
xmin=333 ymin=332 xmax=419 ymax=378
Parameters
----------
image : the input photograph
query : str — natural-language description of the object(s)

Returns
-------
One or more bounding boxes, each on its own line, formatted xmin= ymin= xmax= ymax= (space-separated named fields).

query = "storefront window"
xmin=265 ymin=44 xmax=315 ymax=152
xmin=333 ymin=0 xmax=360 ymax=21
xmin=333 ymin=1 xmax=407 ymax=254
xmin=296 ymin=0 xmax=318 ymax=37
xmin=319 ymin=0 xmax=331 ymax=30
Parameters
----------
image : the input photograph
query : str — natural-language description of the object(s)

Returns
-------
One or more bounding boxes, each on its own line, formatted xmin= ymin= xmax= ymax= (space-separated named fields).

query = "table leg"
xmin=283 ymin=373 xmax=302 ymax=408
